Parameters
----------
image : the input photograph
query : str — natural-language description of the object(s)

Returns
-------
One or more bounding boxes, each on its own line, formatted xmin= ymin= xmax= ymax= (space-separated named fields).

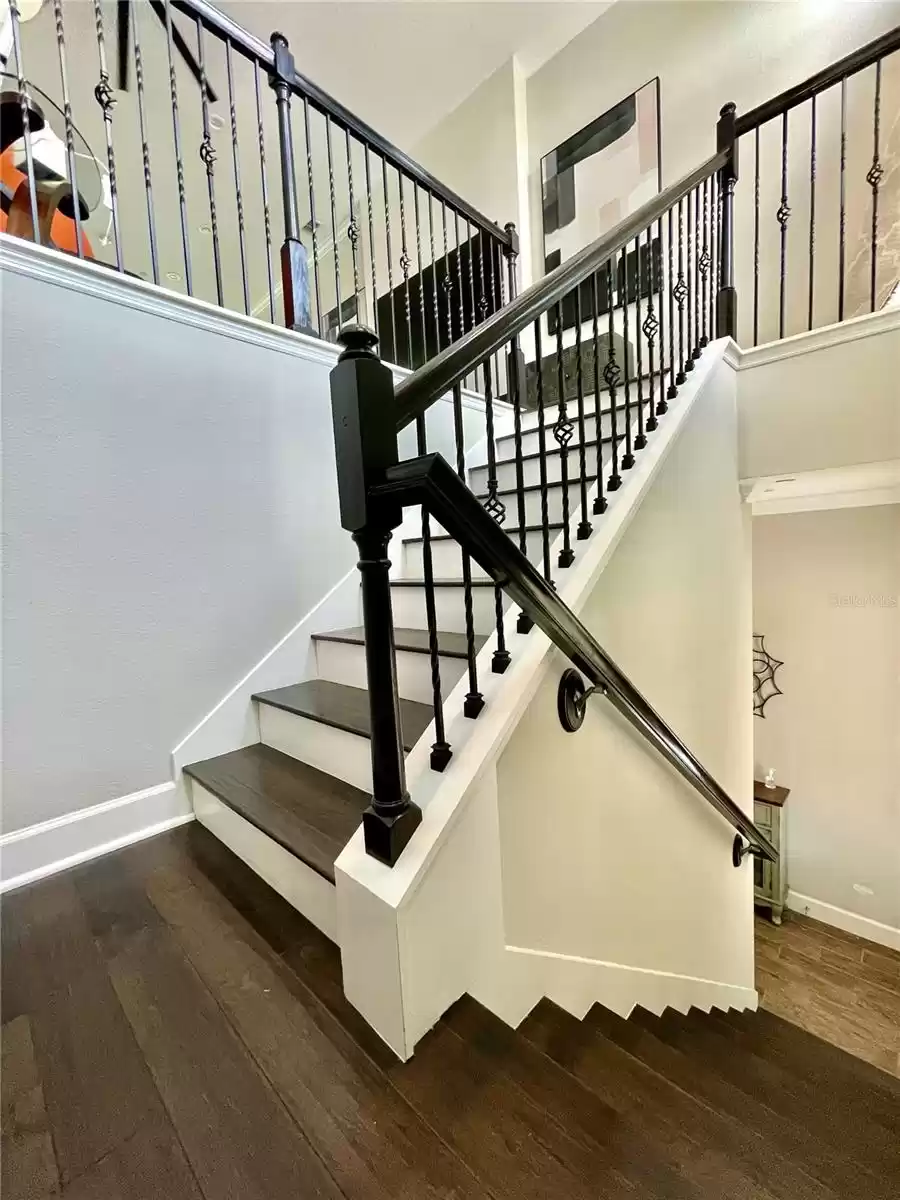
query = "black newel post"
xmin=269 ymin=32 xmax=314 ymax=335
xmin=716 ymin=101 xmax=739 ymax=340
xmin=330 ymin=326 xmax=422 ymax=865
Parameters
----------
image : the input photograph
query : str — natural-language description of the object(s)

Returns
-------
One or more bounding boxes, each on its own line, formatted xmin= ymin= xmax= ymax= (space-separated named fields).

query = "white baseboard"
xmin=786 ymin=890 xmax=900 ymax=953
xmin=0 ymin=781 xmax=193 ymax=893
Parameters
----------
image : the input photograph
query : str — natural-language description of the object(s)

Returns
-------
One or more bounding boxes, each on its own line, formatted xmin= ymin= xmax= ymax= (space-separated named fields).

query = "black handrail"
xmin=735 ymin=24 xmax=900 ymax=135
xmin=393 ymin=150 xmax=728 ymax=432
xmin=172 ymin=0 xmax=509 ymax=244
xmin=371 ymin=453 xmax=778 ymax=864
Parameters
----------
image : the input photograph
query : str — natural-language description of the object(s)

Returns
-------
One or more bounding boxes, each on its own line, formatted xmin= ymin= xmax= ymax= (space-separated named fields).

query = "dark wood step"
xmin=389 ymin=578 xmax=495 ymax=588
xmin=313 ymin=624 xmax=486 ymax=659
xmin=641 ymin=1006 xmax=900 ymax=1177
xmin=402 ymin=521 xmax=564 ymax=546
xmin=722 ymin=1005 xmax=900 ymax=1116
xmin=444 ymin=996 xmax=700 ymax=1199
xmin=254 ymin=679 xmax=433 ymax=752
xmin=184 ymin=744 xmax=368 ymax=884
xmin=477 ymin=432 xmax=622 ymax=473
xmin=592 ymin=1005 xmax=881 ymax=1200
xmin=476 ymin=473 xmax=598 ymax=502
xmin=520 ymin=999 xmax=833 ymax=1200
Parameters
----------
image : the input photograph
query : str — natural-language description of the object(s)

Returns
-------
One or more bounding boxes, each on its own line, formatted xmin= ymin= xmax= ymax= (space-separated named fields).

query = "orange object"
xmin=1 ymin=147 xmax=94 ymax=255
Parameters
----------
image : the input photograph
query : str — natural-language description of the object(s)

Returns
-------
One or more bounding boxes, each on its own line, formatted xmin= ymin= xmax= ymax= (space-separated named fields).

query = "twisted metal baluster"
xmin=325 ymin=114 xmax=342 ymax=332
xmin=605 ymin=261 xmax=623 ymax=490
xmin=590 ymin=272 xmax=608 ymax=514
xmin=674 ymin=198 xmax=687 ymax=384
xmin=7 ymin=1 xmax=40 ymax=242
xmin=573 ymin=288 xmax=592 ymax=539
xmin=753 ymin=128 xmax=760 ymax=345
xmin=383 ymin=159 xmax=397 ymax=361
xmin=712 ymin=175 xmax=720 ymax=343
xmin=195 ymin=20 xmax=223 ymax=306
xmin=413 ymin=185 xmax=428 ymax=366
xmin=91 ymin=0 xmax=122 ymax=269
xmin=414 ymin=405 xmax=453 ymax=767
xmin=485 ymin=236 xmax=506 ymax=425
xmin=345 ymin=131 xmax=361 ymax=308
xmin=620 ymin=254 xmax=635 ymax=469
xmin=163 ymin=0 xmax=192 ymax=291
xmin=643 ymin=227 xmax=659 ymax=434
xmin=699 ymin=178 xmax=710 ymax=348
xmin=463 ymin=220 xmax=478 ymax=387
xmin=691 ymin=188 xmax=696 ymax=369
xmin=655 ymin=217 xmax=668 ymax=415
xmin=633 ymin=237 xmax=647 ymax=450
xmin=398 ymin=171 xmax=413 ymax=367
xmin=482 ymin=363 xmax=511 ymax=671
xmin=777 ymin=110 xmax=790 ymax=339
xmin=225 ymin=41 xmax=250 ymax=314
xmin=131 ymin=3 xmax=159 ymax=283
xmin=534 ymin=319 xmax=553 ymax=582
xmin=692 ymin=186 xmax=701 ymax=361
xmin=867 ymin=59 xmax=883 ymax=313
xmin=441 ymin=203 xmax=454 ymax=349
xmin=252 ymin=62 xmax=275 ymax=323
xmin=51 ymin=0 xmax=85 ymax=258
xmin=364 ymin=145 xmax=379 ymax=340
xmin=553 ymin=303 xmax=575 ymax=568
xmin=838 ymin=77 xmax=847 ymax=322
xmin=451 ymin=382 xmax=484 ymax=718
xmin=428 ymin=193 xmax=441 ymax=352
xmin=667 ymin=206 xmax=677 ymax=400
xmin=453 ymin=213 xmax=466 ymax=345
xmin=808 ymin=94 xmax=817 ymax=331
xmin=301 ymin=97 xmax=323 ymax=333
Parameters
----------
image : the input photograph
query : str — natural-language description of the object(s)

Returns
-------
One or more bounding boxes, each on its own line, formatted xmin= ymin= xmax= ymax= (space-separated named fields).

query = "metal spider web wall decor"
xmin=753 ymin=634 xmax=783 ymax=718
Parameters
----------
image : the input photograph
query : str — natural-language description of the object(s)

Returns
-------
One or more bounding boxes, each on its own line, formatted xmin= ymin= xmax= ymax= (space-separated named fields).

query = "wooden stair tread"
xmin=184 ymin=744 xmax=368 ymax=883
xmin=403 ymin=521 xmax=564 ymax=545
xmin=313 ymin=624 xmax=486 ymax=659
xmin=475 ymin=433 xmax=622 ymax=471
xmin=254 ymin=679 xmax=432 ymax=751
xmin=477 ymin=473 xmax=598 ymax=500
xmin=390 ymin=577 xmax=496 ymax=588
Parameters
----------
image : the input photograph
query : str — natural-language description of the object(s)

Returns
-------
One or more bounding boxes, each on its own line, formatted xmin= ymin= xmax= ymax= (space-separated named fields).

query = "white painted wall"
xmin=738 ymin=309 xmax=900 ymax=479
xmin=498 ymin=352 xmax=755 ymax=987
xmin=752 ymin=505 xmax=900 ymax=943
xmin=0 ymin=239 xmax=491 ymax=844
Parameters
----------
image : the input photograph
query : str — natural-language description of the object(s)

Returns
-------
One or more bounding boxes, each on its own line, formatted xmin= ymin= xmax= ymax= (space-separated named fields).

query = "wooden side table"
xmin=753 ymin=780 xmax=790 ymax=924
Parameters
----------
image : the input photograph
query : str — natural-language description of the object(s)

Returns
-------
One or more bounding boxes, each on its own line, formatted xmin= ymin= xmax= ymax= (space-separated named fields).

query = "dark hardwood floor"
xmin=754 ymin=910 xmax=900 ymax=1077
xmin=3 ymin=823 xmax=898 ymax=1200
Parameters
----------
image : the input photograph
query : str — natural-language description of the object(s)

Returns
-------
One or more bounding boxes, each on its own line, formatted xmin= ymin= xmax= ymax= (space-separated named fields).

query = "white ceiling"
xmin=219 ymin=1 xmax=611 ymax=148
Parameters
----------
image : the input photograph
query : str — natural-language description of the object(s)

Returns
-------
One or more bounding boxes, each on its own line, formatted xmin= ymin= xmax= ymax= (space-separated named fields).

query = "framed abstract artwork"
xmin=541 ymin=78 xmax=661 ymax=333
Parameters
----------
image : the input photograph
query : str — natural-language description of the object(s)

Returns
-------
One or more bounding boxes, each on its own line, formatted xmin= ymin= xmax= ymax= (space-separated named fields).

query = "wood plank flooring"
xmin=754 ymin=911 xmax=900 ymax=1077
xmin=2 ymin=824 xmax=898 ymax=1200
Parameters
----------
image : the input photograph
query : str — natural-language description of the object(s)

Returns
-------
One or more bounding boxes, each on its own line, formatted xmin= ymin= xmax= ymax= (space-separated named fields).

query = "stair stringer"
xmin=335 ymin=341 xmax=757 ymax=1061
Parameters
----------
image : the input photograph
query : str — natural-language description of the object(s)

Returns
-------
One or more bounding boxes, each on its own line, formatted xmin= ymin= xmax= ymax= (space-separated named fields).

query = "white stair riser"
xmin=315 ymin=637 xmax=468 ymax=705
xmin=259 ymin=701 xmax=373 ymax=792
xmin=192 ymin=782 xmax=338 ymax=942
xmin=516 ymin=481 xmax=587 ymax=525
xmin=403 ymin=528 xmax=548 ymax=578
xmin=470 ymin=447 xmax=599 ymax=493
xmin=390 ymin=584 xmax=499 ymax=636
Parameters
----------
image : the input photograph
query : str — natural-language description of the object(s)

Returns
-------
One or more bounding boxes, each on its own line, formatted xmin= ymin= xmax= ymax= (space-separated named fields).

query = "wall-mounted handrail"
xmin=735 ymin=24 xmax=900 ymax=136
xmin=393 ymin=150 xmax=728 ymax=432
xmin=371 ymin=453 xmax=778 ymax=865
xmin=172 ymin=0 xmax=509 ymax=244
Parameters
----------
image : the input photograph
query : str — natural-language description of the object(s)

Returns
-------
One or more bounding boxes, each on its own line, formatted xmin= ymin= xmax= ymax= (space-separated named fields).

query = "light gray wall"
xmin=753 ymin=506 xmax=900 ymax=933
xmin=1 ymin=255 xmax=489 ymax=835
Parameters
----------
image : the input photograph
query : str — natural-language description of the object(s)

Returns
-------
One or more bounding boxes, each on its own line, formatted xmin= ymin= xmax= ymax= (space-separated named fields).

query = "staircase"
xmin=181 ymin=380 xmax=629 ymax=924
